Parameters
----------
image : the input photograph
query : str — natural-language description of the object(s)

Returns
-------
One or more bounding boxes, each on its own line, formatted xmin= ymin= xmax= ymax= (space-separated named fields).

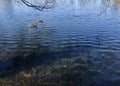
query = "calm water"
xmin=0 ymin=0 xmax=120 ymax=86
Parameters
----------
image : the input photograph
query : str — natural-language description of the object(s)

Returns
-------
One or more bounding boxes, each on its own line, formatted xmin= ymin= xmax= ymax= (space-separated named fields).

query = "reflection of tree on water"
xmin=113 ymin=0 xmax=120 ymax=11
xmin=100 ymin=0 xmax=120 ymax=13
xmin=19 ymin=0 xmax=120 ymax=13
xmin=20 ymin=0 xmax=57 ymax=11
xmin=0 ymin=0 xmax=14 ymax=16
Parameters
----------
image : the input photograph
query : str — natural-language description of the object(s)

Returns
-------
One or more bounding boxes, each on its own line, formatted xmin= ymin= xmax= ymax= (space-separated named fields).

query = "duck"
xmin=28 ymin=24 xmax=37 ymax=28
xmin=36 ymin=20 xmax=43 ymax=23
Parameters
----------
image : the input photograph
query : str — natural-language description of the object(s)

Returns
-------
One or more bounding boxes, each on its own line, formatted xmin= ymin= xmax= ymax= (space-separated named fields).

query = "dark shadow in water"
xmin=0 ymin=45 xmax=83 ymax=78
xmin=0 ymin=28 xmax=82 ymax=78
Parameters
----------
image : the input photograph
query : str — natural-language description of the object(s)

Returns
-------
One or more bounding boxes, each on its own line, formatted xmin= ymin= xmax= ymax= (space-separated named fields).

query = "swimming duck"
xmin=28 ymin=24 xmax=37 ymax=28
xmin=36 ymin=20 xmax=43 ymax=23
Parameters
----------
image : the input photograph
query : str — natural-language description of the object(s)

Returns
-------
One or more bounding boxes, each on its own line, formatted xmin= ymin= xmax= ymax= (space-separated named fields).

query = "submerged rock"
xmin=21 ymin=69 xmax=36 ymax=78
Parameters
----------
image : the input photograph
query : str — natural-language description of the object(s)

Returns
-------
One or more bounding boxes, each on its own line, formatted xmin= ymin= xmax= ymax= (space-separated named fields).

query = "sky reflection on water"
xmin=0 ymin=0 xmax=120 ymax=86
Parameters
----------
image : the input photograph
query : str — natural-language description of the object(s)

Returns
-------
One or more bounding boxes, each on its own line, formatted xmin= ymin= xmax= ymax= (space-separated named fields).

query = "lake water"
xmin=0 ymin=0 xmax=120 ymax=86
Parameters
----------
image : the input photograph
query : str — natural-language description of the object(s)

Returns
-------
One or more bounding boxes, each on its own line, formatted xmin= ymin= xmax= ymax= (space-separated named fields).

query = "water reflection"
xmin=0 ymin=0 xmax=14 ymax=17
xmin=0 ymin=0 xmax=120 ymax=86
xmin=113 ymin=0 xmax=120 ymax=11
